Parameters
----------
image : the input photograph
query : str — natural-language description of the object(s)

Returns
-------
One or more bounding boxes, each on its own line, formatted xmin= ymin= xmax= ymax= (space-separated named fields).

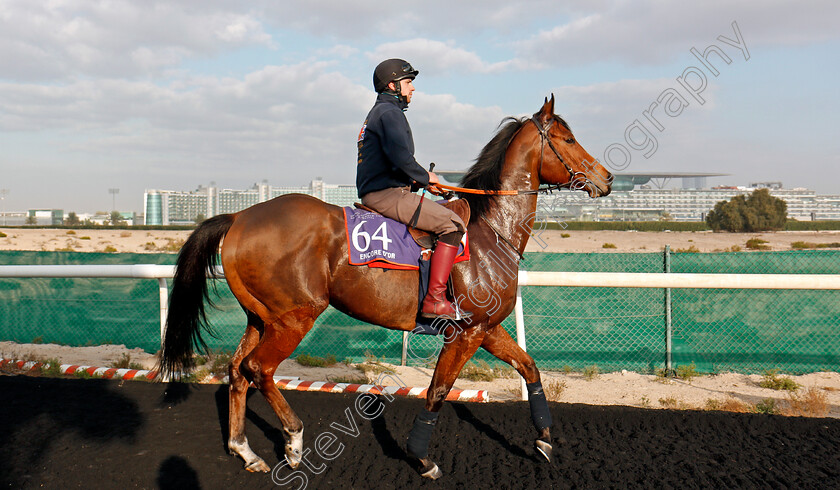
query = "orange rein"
xmin=429 ymin=182 xmax=564 ymax=196
xmin=430 ymin=183 xmax=521 ymax=196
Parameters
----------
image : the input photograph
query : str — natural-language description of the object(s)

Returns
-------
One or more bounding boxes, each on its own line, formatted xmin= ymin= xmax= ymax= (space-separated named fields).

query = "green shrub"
xmin=675 ymin=363 xmax=697 ymax=383
xmin=546 ymin=221 xmax=708 ymax=232
xmin=602 ymin=243 xmax=617 ymax=249
xmin=760 ymin=369 xmax=799 ymax=391
xmin=791 ymin=241 xmax=840 ymax=249
xmin=754 ymin=398 xmax=779 ymax=414
xmin=674 ymin=245 xmax=700 ymax=253
xmin=745 ymin=238 xmax=770 ymax=250
xmin=706 ymin=189 xmax=787 ymax=232
xmin=329 ymin=374 xmax=368 ymax=384
xmin=784 ymin=221 xmax=840 ymax=231
xmin=111 ymin=353 xmax=143 ymax=370
xmin=296 ymin=353 xmax=338 ymax=367
xmin=459 ymin=361 xmax=496 ymax=381
xmin=40 ymin=358 xmax=63 ymax=377
xmin=205 ymin=351 xmax=233 ymax=377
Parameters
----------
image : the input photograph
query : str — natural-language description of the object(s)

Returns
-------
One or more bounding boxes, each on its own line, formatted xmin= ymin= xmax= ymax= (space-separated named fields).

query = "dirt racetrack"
xmin=2 ymin=376 xmax=840 ymax=489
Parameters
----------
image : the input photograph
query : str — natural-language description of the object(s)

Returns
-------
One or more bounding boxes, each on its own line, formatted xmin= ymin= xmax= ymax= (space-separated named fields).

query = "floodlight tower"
xmin=109 ymin=188 xmax=119 ymax=211
xmin=0 ymin=189 xmax=8 ymax=226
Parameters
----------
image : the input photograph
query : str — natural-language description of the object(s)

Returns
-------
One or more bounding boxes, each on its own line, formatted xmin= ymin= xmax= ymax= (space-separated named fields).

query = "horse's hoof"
xmin=285 ymin=428 xmax=304 ymax=469
xmin=285 ymin=448 xmax=303 ymax=469
xmin=419 ymin=461 xmax=443 ymax=480
xmin=245 ymin=459 xmax=271 ymax=473
xmin=535 ymin=439 xmax=553 ymax=463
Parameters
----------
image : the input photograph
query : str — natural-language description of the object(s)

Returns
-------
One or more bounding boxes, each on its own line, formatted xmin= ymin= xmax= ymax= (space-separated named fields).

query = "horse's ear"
xmin=538 ymin=94 xmax=555 ymax=121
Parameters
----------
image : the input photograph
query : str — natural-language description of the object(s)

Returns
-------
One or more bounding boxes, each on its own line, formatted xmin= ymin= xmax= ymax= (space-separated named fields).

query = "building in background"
xmin=437 ymin=171 xmax=840 ymax=222
xmin=27 ymin=209 xmax=64 ymax=226
xmin=144 ymin=179 xmax=357 ymax=225
xmin=142 ymin=174 xmax=840 ymax=226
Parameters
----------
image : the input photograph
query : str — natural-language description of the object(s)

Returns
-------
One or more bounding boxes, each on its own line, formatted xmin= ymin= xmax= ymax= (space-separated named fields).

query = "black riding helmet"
xmin=373 ymin=58 xmax=419 ymax=93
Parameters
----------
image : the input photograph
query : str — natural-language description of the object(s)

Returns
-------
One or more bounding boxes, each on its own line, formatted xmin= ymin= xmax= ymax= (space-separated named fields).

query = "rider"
xmin=356 ymin=58 xmax=466 ymax=319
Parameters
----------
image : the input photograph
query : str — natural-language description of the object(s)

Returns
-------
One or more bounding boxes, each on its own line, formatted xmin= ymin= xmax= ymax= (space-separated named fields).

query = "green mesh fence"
xmin=669 ymin=251 xmax=840 ymax=374
xmin=0 ymin=250 xmax=838 ymax=374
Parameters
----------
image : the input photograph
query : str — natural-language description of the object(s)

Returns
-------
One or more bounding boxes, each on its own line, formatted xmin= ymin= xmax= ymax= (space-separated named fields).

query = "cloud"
xmin=368 ymin=39 xmax=538 ymax=76
xmin=0 ymin=53 xmax=514 ymax=211
xmin=516 ymin=0 xmax=840 ymax=67
xmin=410 ymin=94 xmax=506 ymax=169
xmin=0 ymin=1 xmax=274 ymax=81
xmin=258 ymin=0 xmax=571 ymax=39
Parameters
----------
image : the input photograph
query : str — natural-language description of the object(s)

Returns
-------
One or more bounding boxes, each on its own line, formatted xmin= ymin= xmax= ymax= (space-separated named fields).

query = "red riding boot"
xmin=420 ymin=242 xmax=462 ymax=319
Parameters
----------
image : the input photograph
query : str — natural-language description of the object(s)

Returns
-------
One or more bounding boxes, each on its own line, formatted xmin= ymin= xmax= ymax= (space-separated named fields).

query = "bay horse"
xmin=159 ymin=95 xmax=612 ymax=479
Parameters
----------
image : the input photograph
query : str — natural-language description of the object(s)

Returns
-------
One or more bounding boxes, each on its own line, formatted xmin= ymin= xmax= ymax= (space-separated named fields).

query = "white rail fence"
xmin=2 ymin=265 xmax=840 ymax=400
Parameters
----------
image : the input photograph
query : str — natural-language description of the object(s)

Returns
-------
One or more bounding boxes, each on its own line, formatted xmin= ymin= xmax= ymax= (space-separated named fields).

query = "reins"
xmin=438 ymin=116 xmax=595 ymax=262
xmin=431 ymin=116 xmax=593 ymax=197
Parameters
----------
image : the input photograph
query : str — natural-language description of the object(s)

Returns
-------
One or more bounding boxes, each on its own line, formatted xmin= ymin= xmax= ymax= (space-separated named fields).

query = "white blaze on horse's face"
xmin=535 ymin=95 xmax=613 ymax=198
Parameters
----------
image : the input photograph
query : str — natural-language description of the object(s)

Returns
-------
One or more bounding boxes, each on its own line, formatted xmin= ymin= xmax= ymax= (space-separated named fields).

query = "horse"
xmin=158 ymin=95 xmax=612 ymax=480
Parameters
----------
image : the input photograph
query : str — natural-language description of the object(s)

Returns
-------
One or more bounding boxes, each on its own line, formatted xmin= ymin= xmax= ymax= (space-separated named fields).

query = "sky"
xmin=0 ymin=1 xmax=838 ymax=214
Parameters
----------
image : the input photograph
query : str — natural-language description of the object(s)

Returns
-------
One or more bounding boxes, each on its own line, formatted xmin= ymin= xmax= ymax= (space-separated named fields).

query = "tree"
xmin=110 ymin=210 xmax=126 ymax=226
xmin=706 ymin=189 xmax=787 ymax=232
xmin=65 ymin=212 xmax=81 ymax=226
xmin=194 ymin=213 xmax=206 ymax=225
xmin=25 ymin=215 xmax=37 ymax=225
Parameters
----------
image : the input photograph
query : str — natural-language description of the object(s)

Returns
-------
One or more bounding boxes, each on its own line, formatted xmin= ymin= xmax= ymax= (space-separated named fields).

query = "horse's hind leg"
xmin=228 ymin=316 xmax=267 ymax=472
xmin=481 ymin=324 xmax=554 ymax=461
xmin=240 ymin=307 xmax=319 ymax=470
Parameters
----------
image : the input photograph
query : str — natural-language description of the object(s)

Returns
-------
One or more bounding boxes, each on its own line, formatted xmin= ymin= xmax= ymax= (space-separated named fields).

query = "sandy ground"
xmin=523 ymin=229 xmax=840 ymax=253
xmin=3 ymin=227 xmax=840 ymax=254
xmin=2 ymin=227 xmax=839 ymax=418
xmin=0 ymin=228 xmax=187 ymax=254
xmin=3 ymin=341 xmax=839 ymax=418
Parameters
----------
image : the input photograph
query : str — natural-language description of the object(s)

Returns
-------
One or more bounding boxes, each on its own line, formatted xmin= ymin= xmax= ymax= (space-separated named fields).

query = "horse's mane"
xmin=457 ymin=114 xmax=573 ymax=221
xmin=457 ymin=117 xmax=526 ymax=221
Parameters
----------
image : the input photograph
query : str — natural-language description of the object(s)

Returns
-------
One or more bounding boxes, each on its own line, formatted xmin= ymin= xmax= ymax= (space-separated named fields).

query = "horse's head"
xmin=530 ymin=95 xmax=612 ymax=197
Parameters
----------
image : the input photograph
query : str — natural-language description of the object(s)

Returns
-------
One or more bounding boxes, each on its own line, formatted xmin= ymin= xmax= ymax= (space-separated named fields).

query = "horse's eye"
xmin=565 ymin=138 xmax=575 ymax=144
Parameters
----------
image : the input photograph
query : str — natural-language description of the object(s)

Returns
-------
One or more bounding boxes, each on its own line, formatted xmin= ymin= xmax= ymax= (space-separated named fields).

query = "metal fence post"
xmin=158 ymin=278 xmax=168 ymax=350
xmin=664 ymin=245 xmax=672 ymax=373
xmin=514 ymin=284 xmax=528 ymax=401
xmin=401 ymin=331 xmax=408 ymax=366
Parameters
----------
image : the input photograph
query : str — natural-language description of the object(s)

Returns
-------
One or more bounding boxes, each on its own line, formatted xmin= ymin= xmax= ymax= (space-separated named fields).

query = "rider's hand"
xmin=427 ymin=184 xmax=444 ymax=196
xmin=428 ymin=171 xmax=440 ymax=185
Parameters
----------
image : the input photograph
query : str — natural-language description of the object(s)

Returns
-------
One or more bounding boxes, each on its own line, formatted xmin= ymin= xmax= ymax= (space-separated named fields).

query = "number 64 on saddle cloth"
xmin=343 ymin=207 xmax=469 ymax=270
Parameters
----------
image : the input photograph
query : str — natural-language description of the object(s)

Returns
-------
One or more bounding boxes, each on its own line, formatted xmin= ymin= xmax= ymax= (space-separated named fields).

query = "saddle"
xmin=354 ymin=199 xmax=471 ymax=250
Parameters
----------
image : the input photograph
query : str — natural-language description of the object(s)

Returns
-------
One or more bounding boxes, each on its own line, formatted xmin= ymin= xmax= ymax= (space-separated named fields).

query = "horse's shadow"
xmin=211 ymin=388 xmax=534 ymax=464
xmin=371 ymin=410 xmax=412 ymax=463
xmin=370 ymin=400 xmax=534 ymax=462
xmin=450 ymin=403 xmax=532 ymax=460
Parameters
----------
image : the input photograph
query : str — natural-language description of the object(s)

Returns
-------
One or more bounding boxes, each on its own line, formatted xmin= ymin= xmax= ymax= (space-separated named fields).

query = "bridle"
xmin=529 ymin=116 xmax=595 ymax=195
xmin=434 ymin=116 xmax=604 ymax=262
xmin=433 ymin=116 xmax=596 ymax=196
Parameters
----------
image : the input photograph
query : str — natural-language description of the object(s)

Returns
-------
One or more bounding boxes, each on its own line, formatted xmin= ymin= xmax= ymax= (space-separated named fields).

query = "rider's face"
xmin=391 ymin=79 xmax=415 ymax=103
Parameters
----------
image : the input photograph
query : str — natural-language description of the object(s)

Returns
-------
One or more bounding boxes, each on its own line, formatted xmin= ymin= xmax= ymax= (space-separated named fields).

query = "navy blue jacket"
xmin=356 ymin=93 xmax=430 ymax=197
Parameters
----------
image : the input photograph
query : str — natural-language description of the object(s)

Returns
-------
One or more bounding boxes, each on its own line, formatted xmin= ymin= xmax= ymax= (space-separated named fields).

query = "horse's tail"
xmin=158 ymin=213 xmax=235 ymax=379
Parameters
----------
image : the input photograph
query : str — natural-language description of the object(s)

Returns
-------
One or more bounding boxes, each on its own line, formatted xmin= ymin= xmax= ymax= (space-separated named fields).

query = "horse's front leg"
xmin=406 ymin=323 xmax=486 ymax=480
xmin=481 ymin=323 xmax=554 ymax=462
